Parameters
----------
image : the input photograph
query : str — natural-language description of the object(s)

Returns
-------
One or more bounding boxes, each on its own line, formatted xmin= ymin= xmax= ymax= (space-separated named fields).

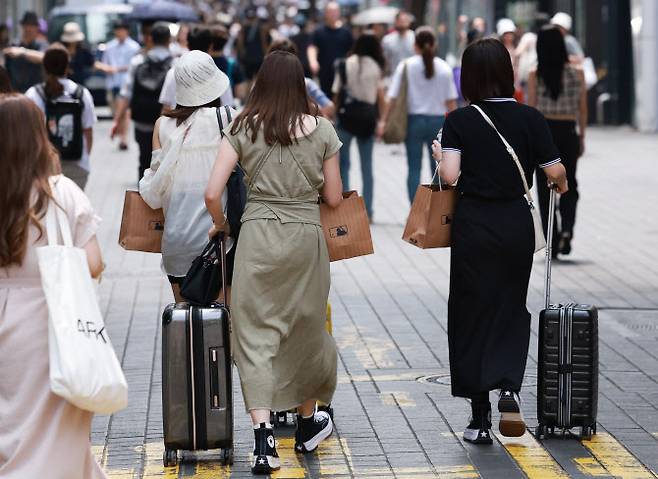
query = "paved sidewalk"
xmin=87 ymin=122 xmax=658 ymax=479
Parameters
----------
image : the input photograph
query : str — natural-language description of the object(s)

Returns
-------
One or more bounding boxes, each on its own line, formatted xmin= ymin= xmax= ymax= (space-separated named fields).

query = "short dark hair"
xmin=352 ymin=31 xmax=385 ymax=71
xmin=460 ymin=38 xmax=515 ymax=102
xmin=150 ymin=22 xmax=171 ymax=46
xmin=210 ymin=24 xmax=229 ymax=51
xmin=187 ymin=24 xmax=211 ymax=52
xmin=113 ymin=19 xmax=129 ymax=30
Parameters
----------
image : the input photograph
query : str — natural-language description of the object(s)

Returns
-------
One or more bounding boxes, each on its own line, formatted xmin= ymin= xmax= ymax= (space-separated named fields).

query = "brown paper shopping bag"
xmin=118 ymin=191 xmax=165 ymax=253
xmin=320 ymin=191 xmax=374 ymax=261
xmin=402 ymin=183 xmax=458 ymax=249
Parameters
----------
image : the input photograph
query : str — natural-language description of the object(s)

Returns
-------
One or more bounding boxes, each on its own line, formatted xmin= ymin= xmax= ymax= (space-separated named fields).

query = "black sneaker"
xmin=498 ymin=390 xmax=526 ymax=437
xmin=295 ymin=410 xmax=333 ymax=453
xmin=251 ymin=423 xmax=280 ymax=474
xmin=463 ymin=402 xmax=493 ymax=445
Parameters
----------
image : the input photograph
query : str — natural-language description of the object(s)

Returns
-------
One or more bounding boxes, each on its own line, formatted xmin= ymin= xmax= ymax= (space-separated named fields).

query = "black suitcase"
xmin=536 ymin=189 xmax=598 ymax=439
xmin=161 ymin=239 xmax=233 ymax=466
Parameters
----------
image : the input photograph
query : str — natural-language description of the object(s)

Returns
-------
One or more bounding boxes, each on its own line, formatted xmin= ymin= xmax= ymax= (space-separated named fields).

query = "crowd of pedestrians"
xmin=0 ymin=4 xmax=590 ymax=477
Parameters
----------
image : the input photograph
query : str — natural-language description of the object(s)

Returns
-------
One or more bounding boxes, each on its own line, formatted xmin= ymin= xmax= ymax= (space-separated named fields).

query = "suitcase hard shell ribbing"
xmin=536 ymin=189 xmax=598 ymax=439
xmin=161 ymin=238 xmax=233 ymax=466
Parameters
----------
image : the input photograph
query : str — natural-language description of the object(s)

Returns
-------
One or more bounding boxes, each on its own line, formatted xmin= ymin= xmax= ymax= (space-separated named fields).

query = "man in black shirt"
xmin=307 ymin=2 xmax=353 ymax=97
xmin=4 ymin=12 xmax=48 ymax=93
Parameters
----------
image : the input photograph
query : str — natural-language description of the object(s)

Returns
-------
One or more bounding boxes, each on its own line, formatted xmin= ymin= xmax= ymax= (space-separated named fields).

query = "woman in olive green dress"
xmin=205 ymin=51 xmax=343 ymax=475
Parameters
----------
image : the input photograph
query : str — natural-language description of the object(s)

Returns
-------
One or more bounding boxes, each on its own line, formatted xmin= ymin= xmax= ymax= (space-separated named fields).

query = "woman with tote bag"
xmin=433 ymin=39 xmax=568 ymax=444
xmin=0 ymin=94 xmax=108 ymax=478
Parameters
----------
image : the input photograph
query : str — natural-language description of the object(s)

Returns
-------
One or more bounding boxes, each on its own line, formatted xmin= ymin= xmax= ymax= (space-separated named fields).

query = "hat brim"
xmin=61 ymin=32 xmax=85 ymax=43
xmin=175 ymin=73 xmax=231 ymax=107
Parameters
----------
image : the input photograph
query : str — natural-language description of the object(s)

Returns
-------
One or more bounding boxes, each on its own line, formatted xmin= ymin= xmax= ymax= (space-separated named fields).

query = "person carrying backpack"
xmin=25 ymin=43 xmax=97 ymax=190
xmin=111 ymin=22 xmax=172 ymax=181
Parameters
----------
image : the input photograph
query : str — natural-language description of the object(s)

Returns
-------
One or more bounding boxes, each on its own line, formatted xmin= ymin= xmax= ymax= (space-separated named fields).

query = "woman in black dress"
xmin=434 ymin=39 xmax=568 ymax=443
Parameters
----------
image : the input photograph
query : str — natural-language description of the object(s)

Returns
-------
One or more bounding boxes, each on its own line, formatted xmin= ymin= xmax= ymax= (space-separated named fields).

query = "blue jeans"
xmin=337 ymin=126 xmax=375 ymax=217
xmin=404 ymin=114 xmax=445 ymax=203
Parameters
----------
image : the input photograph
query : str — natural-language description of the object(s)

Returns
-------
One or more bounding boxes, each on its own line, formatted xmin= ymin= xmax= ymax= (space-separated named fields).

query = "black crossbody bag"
xmin=336 ymin=59 xmax=378 ymax=138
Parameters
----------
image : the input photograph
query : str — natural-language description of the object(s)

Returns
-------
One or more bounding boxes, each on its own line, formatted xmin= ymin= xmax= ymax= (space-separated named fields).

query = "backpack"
xmin=336 ymin=59 xmax=378 ymax=138
xmin=130 ymin=56 xmax=172 ymax=125
xmin=216 ymin=106 xmax=247 ymax=240
xmin=36 ymin=83 xmax=84 ymax=161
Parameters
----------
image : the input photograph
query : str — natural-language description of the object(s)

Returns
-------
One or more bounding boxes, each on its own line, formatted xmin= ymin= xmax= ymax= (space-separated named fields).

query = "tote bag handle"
xmin=45 ymin=199 xmax=73 ymax=248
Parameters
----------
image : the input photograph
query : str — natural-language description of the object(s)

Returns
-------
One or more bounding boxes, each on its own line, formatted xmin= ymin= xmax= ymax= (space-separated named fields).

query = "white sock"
xmin=254 ymin=422 xmax=273 ymax=429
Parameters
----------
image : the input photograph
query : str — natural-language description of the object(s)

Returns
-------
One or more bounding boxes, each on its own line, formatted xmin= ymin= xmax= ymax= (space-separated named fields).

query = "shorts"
xmin=167 ymin=245 xmax=236 ymax=287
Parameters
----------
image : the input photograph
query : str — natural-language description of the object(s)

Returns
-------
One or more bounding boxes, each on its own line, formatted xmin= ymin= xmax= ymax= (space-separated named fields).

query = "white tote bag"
xmin=37 ymin=199 xmax=128 ymax=414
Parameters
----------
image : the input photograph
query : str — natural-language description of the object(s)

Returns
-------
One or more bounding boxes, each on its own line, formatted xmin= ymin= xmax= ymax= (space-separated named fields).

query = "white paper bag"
xmin=37 ymin=200 xmax=128 ymax=414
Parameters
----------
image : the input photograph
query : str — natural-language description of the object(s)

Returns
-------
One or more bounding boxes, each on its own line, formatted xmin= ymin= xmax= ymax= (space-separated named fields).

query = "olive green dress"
xmin=224 ymin=117 xmax=341 ymax=412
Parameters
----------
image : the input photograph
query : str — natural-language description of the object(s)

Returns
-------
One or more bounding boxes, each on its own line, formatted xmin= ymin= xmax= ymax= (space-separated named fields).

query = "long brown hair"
xmin=42 ymin=43 xmax=69 ymax=98
xmin=415 ymin=27 xmax=436 ymax=79
xmin=0 ymin=94 xmax=60 ymax=267
xmin=230 ymin=51 xmax=317 ymax=146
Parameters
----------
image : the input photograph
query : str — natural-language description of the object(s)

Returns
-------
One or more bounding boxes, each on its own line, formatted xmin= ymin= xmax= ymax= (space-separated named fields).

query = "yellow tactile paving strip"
xmin=495 ymin=431 xmax=571 ymax=478
xmin=581 ymin=433 xmax=658 ymax=479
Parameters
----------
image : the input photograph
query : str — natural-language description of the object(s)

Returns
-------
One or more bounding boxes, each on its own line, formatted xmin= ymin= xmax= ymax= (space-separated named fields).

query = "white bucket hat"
xmin=551 ymin=12 xmax=573 ymax=32
xmin=174 ymin=50 xmax=230 ymax=107
xmin=61 ymin=22 xmax=85 ymax=43
xmin=496 ymin=18 xmax=517 ymax=37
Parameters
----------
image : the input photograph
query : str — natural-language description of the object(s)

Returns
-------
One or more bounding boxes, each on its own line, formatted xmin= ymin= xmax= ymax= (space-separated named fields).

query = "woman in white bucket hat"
xmin=139 ymin=50 xmax=235 ymax=302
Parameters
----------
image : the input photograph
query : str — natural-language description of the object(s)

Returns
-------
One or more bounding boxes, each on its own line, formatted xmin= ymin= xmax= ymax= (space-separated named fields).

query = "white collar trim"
xmin=483 ymin=97 xmax=517 ymax=102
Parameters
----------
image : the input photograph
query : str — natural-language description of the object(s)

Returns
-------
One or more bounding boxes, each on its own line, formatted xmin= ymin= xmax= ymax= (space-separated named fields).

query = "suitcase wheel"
xmin=535 ymin=424 xmax=547 ymax=439
xmin=222 ymin=447 xmax=234 ymax=466
xmin=581 ymin=426 xmax=593 ymax=440
xmin=163 ymin=448 xmax=178 ymax=467
xmin=277 ymin=411 xmax=288 ymax=425
xmin=318 ymin=403 xmax=334 ymax=421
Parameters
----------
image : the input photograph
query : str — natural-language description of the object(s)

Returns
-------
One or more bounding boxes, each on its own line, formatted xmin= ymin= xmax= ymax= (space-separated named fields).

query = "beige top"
xmin=0 ymin=175 xmax=105 ymax=479
xmin=332 ymin=54 xmax=383 ymax=105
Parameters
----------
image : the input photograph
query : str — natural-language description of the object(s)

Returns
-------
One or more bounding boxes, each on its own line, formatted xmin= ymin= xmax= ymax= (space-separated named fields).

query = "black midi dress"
xmin=440 ymin=98 xmax=561 ymax=398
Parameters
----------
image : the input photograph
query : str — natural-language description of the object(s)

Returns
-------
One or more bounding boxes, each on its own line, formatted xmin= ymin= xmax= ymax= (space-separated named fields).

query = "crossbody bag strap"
xmin=471 ymin=104 xmax=536 ymax=206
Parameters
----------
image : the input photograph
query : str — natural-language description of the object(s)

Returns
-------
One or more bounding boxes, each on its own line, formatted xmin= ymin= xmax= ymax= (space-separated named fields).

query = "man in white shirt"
xmin=111 ymin=22 xmax=172 ymax=181
xmin=101 ymin=20 xmax=140 ymax=150
xmin=382 ymin=12 xmax=415 ymax=77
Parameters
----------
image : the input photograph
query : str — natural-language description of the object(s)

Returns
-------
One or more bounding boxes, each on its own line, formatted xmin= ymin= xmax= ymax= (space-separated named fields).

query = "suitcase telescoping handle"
xmin=217 ymin=233 xmax=228 ymax=308
xmin=544 ymin=187 xmax=557 ymax=310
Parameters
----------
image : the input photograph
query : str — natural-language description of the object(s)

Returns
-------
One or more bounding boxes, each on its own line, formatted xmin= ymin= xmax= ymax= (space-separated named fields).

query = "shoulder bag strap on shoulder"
xmin=72 ymin=84 xmax=84 ymax=100
xmin=216 ymin=106 xmax=225 ymax=135
xmin=471 ymin=104 xmax=535 ymax=206
xmin=35 ymin=83 xmax=47 ymax=102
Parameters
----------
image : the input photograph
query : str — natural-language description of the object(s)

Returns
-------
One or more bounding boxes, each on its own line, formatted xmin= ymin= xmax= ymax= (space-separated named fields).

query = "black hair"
xmin=165 ymin=96 xmax=222 ymax=126
xmin=113 ymin=20 xmax=129 ymax=30
xmin=536 ymin=25 xmax=569 ymax=100
xmin=352 ymin=31 xmax=385 ymax=71
xmin=415 ymin=26 xmax=435 ymax=79
xmin=150 ymin=22 xmax=171 ymax=46
xmin=460 ymin=38 xmax=515 ymax=102
xmin=0 ymin=66 xmax=11 ymax=93
xmin=210 ymin=24 xmax=229 ymax=51
xmin=187 ymin=24 xmax=212 ymax=52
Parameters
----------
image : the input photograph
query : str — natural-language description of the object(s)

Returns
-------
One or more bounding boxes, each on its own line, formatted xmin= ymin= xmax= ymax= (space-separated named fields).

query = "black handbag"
xmin=180 ymin=235 xmax=228 ymax=306
xmin=216 ymin=106 xmax=247 ymax=240
xmin=336 ymin=59 xmax=378 ymax=138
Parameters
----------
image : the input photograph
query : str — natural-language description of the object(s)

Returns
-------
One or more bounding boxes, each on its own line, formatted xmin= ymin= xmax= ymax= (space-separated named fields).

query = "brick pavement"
xmin=87 ymin=121 xmax=658 ymax=478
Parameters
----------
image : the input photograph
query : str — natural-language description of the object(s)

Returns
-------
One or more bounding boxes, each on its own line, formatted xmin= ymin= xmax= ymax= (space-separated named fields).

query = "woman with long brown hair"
xmin=0 ymin=94 xmax=105 ymax=477
xmin=380 ymin=26 xmax=458 ymax=203
xmin=205 ymin=51 xmax=343 ymax=474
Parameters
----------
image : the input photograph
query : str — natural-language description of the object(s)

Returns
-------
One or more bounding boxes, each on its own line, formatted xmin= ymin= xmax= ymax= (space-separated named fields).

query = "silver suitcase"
xmin=161 ymin=240 xmax=233 ymax=466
